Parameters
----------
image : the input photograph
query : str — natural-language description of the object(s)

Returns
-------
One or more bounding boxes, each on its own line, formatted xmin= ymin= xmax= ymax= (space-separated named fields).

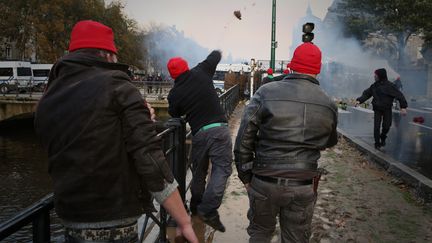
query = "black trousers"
xmin=374 ymin=109 xmax=392 ymax=144
xmin=247 ymin=177 xmax=316 ymax=243
xmin=190 ymin=126 xmax=232 ymax=215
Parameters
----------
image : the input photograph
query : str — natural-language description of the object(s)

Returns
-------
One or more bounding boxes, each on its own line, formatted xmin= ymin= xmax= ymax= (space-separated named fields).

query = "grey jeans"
xmin=190 ymin=126 xmax=233 ymax=215
xmin=247 ymin=176 xmax=317 ymax=243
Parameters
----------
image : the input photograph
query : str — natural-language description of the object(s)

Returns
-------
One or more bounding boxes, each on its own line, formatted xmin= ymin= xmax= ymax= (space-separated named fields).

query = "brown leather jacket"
xmin=35 ymin=51 xmax=174 ymax=222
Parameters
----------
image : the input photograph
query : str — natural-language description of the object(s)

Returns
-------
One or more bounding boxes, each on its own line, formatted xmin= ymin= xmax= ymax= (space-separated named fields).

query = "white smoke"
xmin=313 ymin=20 xmax=403 ymax=98
xmin=143 ymin=23 xmax=247 ymax=76
xmin=144 ymin=24 xmax=210 ymax=74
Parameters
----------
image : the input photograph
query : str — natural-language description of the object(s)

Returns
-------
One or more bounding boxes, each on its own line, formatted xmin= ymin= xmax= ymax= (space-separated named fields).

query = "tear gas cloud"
xmin=144 ymin=24 xmax=245 ymax=75
xmin=316 ymin=21 xmax=427 ymax=99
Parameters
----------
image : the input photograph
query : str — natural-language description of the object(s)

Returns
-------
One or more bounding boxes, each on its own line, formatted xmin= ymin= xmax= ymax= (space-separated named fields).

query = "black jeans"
xmin=190 ymin=126 xmax=233 ymax=215
xmin=247 ymin=176 xmax=316 ymax=243
xmin=374 ymin=109 xmax=392 ymax=144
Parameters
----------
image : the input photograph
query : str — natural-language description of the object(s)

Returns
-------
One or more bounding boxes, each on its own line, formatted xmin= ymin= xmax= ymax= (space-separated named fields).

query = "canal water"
xmin=0 ymin=116 xmax=170 ymax=242
xmin=0 ymin=118 xmax=64 ymax=242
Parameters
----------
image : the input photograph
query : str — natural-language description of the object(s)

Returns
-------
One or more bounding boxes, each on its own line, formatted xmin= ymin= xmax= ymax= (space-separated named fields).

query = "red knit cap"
xmin=68 ymin=20 xmax=118 ymax=54
xmin=288 ymin=42 xmax=322 ymax=74
xmin=267 ymin=68 xmax=273 ymax=75
xmin=167 ymin=57 xmax=189 ymax=79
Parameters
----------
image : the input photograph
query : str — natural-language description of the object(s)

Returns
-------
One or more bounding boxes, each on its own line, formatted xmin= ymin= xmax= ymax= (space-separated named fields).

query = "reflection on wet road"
xmin=338 ymin=105 xmax=432 ymax=179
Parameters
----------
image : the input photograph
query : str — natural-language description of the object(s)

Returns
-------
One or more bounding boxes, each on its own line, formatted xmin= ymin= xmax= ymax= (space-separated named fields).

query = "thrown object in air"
xmin=234 ymin=10 xmax=242 ymax=20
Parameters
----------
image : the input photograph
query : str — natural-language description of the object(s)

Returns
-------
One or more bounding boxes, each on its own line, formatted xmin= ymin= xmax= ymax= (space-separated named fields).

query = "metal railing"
xmin=132 ymin=81 xmax=173 ymax=99
xmin=0 ymin=86 xmax=241 ymax=242
xmin=142 ymin=118 xmax=188 ymax=243
xmin=0 ymin=194 xmax=53 ymax=242
xmin=219 ymin=84 xmax=240 ymax=118
xmin=0 ymin=118 xmax=188 ymax=243
xmin=0 ymin=81 xmax=174 ymax=99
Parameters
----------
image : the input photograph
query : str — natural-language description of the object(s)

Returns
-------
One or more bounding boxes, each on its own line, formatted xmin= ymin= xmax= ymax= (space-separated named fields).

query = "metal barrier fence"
xmin=0 ymin=118 xmax=188 ymax=243
xmin=132 ymin=81 xmax=173 ymax=99
xmin=0 ymin=85 xmax=240 ymax=243
xmin=219 ymin=84 xmax=240 ymax=118
xmin=0 ymin=194 xmax=53 ymax=242
xmin=1 ymin=81 xmax=174 ymax=99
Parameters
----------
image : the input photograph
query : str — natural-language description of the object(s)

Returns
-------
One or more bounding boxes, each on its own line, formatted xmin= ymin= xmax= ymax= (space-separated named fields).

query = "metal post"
xmin=270 ymin=0 xmax=277 ymax=70
xmin=157 ymin=208 xmax=167 ymax=243
xmin=165 ymin=118 xmax=187 ymax=201
xmin=32 ymin=210 xmax=50 ymax=243
xmin=250 ymin=69 xmax=254 ymax=99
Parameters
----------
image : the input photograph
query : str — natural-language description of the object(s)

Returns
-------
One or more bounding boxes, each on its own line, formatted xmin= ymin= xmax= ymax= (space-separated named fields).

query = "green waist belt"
xmin=199 ymin=122 xmax=228 ymax=132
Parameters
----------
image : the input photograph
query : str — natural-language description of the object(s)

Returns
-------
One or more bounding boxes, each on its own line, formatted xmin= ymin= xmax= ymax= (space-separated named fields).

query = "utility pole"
xmin=270 ymin=0 xmax=277 ymax=70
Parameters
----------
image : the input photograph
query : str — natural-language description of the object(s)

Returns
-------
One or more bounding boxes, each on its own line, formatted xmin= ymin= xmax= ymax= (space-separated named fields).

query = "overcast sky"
xmin=114 ymin=0 xmax=334 ymax=61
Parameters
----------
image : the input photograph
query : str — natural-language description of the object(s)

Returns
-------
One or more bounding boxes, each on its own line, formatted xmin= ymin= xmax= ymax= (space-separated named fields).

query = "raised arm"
xmin=195 ymin=50 xmax=222 ymax=77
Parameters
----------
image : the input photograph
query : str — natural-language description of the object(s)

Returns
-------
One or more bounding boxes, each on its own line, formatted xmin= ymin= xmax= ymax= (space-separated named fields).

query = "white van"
xmin=0 ymin=61 xmax=33 ymax=94
xmin=31 ymin=64 xmax=52 ymax=92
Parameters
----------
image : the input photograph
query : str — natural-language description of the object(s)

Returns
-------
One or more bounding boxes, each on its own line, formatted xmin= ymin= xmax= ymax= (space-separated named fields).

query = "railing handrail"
xmin=220 ymin=84 xmax=239 ymax=97
xmin=219 ymin=84 xmax=240 ymax=118
xmin=131 ymin=81 xmax=173 ymax=84
xmin=0 ymin=193 xmax=54 ymax=241
xmin=0 ymin=120 xmax=187 ymax=243
xmin=0 ymin=84 xmax=241 ymax=242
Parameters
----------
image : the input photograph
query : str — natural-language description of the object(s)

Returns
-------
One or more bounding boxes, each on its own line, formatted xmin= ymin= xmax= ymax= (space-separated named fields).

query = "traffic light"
xmin=302 ymin=22 xmax=315 ymax=43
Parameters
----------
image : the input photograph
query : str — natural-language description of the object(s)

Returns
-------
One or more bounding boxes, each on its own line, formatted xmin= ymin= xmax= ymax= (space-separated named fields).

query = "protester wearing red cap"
xmin=261 ymin=68 xmax=275 ymax=85
xmin=35 ymin=20 xmax=197 ymax=243
xmin=167 ymin=50 xmax=232 ymax=233
xmin=267 ymin=68 xmax=273 ymax=75
xmin=356 ymin=68 xmax=407 ymax=149
xmin=68 ymin=20 xmax=118 ymax=54
xmin=235 ymin=41 xmax=338 ymax=242
xmin=167 ymin=57 xmax=189 ymax=79
xmin=288 ymin=42 xmax=322 ymax=74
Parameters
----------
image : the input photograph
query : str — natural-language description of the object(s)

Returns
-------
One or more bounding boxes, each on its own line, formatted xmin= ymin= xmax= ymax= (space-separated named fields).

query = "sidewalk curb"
xmin=337 ymin=128 xmax=432 ymax=203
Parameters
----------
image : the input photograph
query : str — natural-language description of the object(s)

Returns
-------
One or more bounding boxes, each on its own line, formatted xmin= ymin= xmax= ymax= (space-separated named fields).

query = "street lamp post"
xmin=270 ymin=0 xmax=277 ymax=70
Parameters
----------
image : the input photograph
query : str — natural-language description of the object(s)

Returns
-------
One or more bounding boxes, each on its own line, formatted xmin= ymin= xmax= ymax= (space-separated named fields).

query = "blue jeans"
xmin=190 ymin=126 xmax=233 ymax=215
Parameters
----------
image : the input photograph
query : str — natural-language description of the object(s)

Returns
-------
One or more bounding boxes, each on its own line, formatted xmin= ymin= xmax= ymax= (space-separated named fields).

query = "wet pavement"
xmin=338 ymin=105 xmax=432 ymax=180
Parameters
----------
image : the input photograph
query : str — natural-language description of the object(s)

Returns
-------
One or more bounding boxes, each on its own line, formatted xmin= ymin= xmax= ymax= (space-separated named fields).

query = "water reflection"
xmin=338 ymin=107 xmax=432 ymax=179
xmin=0 ymin=118 xmax=54 ymax=242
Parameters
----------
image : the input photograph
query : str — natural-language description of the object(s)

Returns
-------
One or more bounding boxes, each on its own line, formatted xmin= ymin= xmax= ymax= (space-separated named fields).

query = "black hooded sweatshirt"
xmin=357 ymin=68 xmax=408 ymax=110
